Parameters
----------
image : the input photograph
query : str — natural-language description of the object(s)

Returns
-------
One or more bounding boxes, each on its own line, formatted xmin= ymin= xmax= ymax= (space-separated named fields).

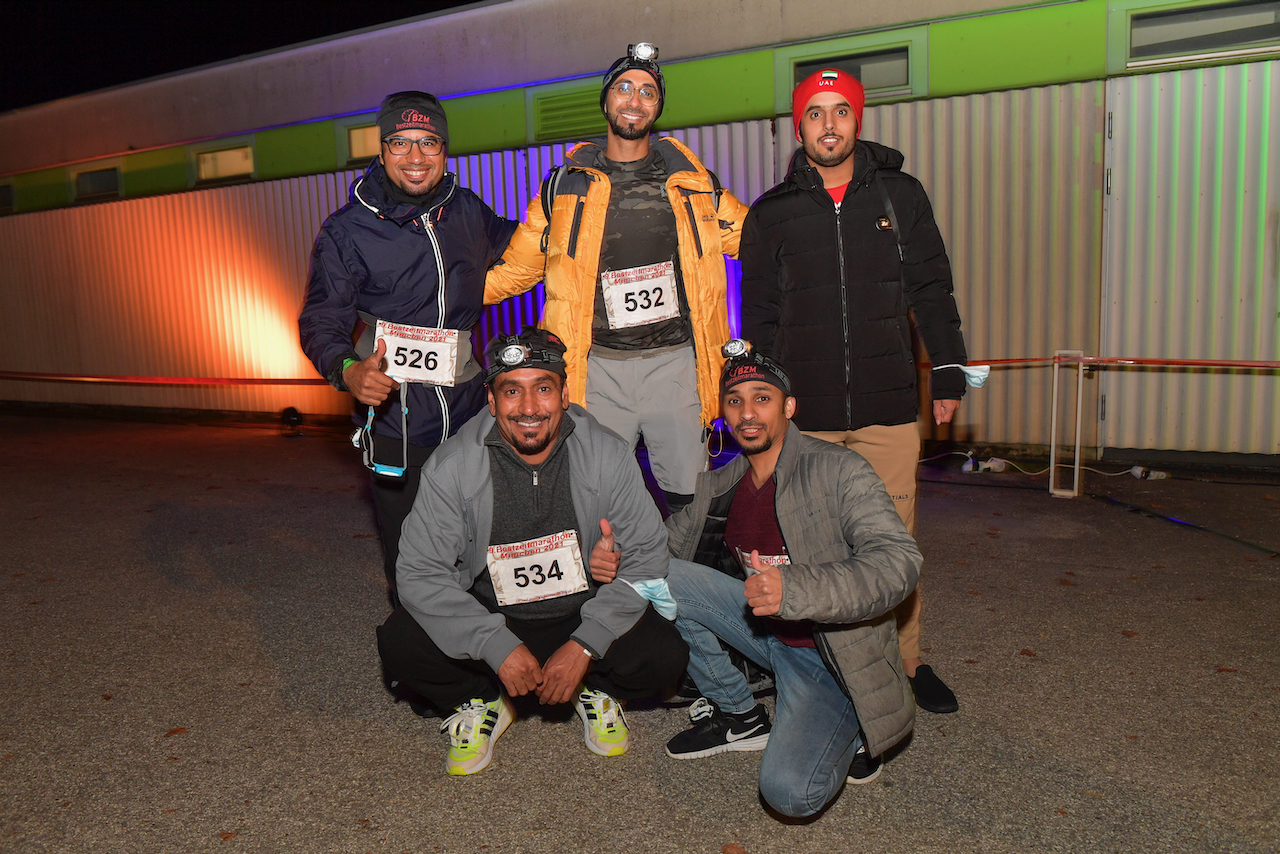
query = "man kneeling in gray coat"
xmin=652 ymin=342 xmax=919 ymax=817
xmin=377 ymin=328 xmax=687 ymax=776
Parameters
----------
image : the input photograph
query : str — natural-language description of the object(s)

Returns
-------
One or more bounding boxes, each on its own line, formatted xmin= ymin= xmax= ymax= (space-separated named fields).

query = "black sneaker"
xmin=665 ymin=698 xmax=771 ymax=759
xmin=846 ymin=743 xmax=883 ymax=784
xmin=909 ymin=664 xmax=959 ymax=714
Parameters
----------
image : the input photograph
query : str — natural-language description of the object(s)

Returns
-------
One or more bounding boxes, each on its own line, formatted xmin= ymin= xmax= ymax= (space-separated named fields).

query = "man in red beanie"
xmin=740 ymin=68 xmax=974 ymax=717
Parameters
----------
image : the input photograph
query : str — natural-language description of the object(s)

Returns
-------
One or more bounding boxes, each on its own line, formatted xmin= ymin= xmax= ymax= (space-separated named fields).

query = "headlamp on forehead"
xmin=630 ymin=42 xmax=659 ymax=62
xmin=721 ymin=338 xmax=751 ymax=359
xmin=498 ymin=344 xmax=531 ymax=367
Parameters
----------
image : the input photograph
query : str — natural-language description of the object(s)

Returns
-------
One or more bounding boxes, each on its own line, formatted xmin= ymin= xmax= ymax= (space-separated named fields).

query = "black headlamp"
xmin=601 ymin=42 xmax=665 ymax=120
xmin=720 ymin=339 xmax=792 ymax=394
xmin=484 ymin=336 xmax=567 ymax=383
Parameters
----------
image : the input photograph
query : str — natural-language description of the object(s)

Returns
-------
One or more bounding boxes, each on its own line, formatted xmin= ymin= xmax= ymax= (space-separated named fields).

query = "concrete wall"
xmin=0 ymin=0 xmax=1036 ymax=174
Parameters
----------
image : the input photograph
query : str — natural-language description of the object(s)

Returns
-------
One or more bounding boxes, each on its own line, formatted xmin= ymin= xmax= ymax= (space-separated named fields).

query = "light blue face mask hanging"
xmin=933 ymin=363 xmax=991 ymax=388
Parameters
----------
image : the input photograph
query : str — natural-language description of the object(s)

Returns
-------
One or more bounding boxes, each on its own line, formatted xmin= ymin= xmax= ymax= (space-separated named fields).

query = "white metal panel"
xmin=1101 ymin=61 xmax=1280 ymax=455
xmin=0 ymin=172 xmax=359 ymax=416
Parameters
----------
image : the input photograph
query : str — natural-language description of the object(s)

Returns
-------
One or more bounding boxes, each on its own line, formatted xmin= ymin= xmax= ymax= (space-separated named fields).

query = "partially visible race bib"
xmin=486 ymin=530 xmax=589 ymax=607
xmin=735 ymin=546 xmax=790 ymax=577
xmin=600 ymin=261 xmax=681 ymax=330
xmin=376 ymin=320 xmax=460 ymax=386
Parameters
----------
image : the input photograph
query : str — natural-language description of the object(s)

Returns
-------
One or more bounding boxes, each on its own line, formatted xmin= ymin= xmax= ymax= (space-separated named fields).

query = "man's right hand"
xmin=343 ymin=340 xmax=399 ymax=406
xmin=496 ymin=644 xmax=542 ymax=697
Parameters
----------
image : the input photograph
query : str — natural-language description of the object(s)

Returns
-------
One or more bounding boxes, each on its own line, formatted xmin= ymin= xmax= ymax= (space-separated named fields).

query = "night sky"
xmin=0 ymin=0 xmax=479 ymax=114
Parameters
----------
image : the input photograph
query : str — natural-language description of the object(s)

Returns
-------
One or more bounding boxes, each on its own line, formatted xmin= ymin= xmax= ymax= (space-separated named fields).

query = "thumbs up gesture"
xmin=343 ymin=339 xmax=400 ymax=406
xmin=589 ymin=518 xmax=621 ymax=583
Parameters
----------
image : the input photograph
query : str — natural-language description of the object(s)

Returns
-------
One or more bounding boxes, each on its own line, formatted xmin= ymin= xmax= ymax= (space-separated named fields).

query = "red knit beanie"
xmin=791 ymin=69 xmax=865 ymax=142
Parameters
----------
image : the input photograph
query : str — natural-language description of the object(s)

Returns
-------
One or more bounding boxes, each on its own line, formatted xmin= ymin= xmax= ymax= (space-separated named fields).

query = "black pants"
xmin=370 ymin=435 xmax=437 ymax=603
xmin=377 ymin=603 xmax=688 ymax=712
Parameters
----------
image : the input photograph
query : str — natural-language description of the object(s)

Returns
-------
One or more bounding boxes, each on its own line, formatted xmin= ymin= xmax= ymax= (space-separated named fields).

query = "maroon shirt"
xmin=723 ymin=474 xmax=816 ymax=648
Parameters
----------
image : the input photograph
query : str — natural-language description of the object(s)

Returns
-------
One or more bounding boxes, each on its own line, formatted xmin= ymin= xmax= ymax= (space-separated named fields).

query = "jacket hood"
xmin=350 ymin=158 xmax=457 ymax=223
xmin=784 ymin=139 xmax=905 ymax=192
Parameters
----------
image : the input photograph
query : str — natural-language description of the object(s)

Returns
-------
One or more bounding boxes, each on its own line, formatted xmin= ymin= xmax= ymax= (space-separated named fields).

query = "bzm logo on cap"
xmin=399 ymin=109 xmax=436 ymax=128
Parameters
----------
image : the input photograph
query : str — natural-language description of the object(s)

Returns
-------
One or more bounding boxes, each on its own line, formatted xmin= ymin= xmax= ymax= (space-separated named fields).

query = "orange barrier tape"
xmin=2 ymin=355 xmax=1275 ymax=387
xmin=0 ymin=371 xmax=329 ymax=386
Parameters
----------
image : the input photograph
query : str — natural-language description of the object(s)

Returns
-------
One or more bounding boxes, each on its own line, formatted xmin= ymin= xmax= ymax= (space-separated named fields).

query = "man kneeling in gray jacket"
xmin=658 ymin=343 xmax=920 ymax=816
xmin=377 ymin=328 xmax=687 ymax=776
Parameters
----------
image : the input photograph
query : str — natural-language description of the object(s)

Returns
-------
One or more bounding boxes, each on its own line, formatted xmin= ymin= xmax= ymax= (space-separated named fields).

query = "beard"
xmin=803 ymin=135 xmax=856 ymax=169
xmin=735 ymin=433 xmax=775 ymax=457
xmin=505 ymin=415 xmax=556 ymax=457
xmin=607 ymin=111 xmax=654 ymax=141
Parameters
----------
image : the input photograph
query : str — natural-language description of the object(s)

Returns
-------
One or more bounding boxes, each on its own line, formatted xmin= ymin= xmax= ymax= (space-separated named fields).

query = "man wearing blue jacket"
xmin=377 ymin=329 xmax=687 ymax=776
xmin=299 ymin=91 xmax=515 ymax=600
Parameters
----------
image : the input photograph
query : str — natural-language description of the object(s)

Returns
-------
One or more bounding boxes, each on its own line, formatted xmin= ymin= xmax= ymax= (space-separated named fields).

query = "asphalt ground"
xmin=1 ymin=414 xmax=1277 ymax=854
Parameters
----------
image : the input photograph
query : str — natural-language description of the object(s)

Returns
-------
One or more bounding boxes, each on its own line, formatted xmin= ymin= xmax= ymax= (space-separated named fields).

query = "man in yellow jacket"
xmin=486 ymin=43 xmax=748 ymax=513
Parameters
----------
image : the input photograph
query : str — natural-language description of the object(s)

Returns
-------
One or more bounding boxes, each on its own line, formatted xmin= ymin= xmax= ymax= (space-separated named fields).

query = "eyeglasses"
xmin=609 ymin=81 xmax=660 ymax=106
xmin=382 ymin=136 xmax=444 ymax=156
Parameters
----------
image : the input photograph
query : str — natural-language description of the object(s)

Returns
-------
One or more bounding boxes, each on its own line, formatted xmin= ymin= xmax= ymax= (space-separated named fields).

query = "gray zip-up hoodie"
xmin=666 ymin=422 xmax=922 ymax=756
xmin=397 ymin=404 xmax=669 ymax=670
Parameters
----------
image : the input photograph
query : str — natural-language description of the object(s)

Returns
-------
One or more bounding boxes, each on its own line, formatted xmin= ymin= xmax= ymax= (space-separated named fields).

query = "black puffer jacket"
xmin=740 ymin=142 xmax=968 ymax=432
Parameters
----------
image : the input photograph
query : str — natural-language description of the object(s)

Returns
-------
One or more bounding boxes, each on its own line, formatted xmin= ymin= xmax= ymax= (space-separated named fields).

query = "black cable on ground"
xmin=1085 ymin=493 xmax=1279 ymax=558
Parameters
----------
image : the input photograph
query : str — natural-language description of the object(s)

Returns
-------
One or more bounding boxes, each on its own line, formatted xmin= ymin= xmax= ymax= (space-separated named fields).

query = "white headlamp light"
xmin=498 ymin=344 xmax=531 ymax=367
xmin=630 ymin=42 xmax=659 ymax=62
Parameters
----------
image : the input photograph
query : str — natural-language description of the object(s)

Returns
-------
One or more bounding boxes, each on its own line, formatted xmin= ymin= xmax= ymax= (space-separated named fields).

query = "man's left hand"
xmin=536 ymin=640 xmax=592 ymax=705
xmin=589 ymin=518 xmax=620 ymax=583
xmin=743 ymin=553 xmax=783 ymax=616
xmin=934 ymin=399 xmax=960 ymax=425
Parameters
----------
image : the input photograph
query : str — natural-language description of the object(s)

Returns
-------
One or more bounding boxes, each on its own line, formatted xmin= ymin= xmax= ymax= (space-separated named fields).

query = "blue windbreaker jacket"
xmin=299 ymin=160 xmax=516 ymax=446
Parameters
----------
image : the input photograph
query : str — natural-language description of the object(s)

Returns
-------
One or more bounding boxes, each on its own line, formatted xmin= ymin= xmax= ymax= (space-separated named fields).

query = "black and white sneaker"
xmin=665 ymin=698 xmax=771 ymax=759
xmin=845 ymin=743 xmax=883 ymax=784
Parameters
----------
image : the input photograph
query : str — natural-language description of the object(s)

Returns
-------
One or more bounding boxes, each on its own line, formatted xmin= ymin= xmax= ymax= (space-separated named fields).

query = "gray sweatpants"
xmin=585 ymin=345 xmax=706 ymax=495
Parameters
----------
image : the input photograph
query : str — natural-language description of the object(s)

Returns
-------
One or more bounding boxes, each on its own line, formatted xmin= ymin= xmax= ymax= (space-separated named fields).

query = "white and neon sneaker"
xmin=573 ymin=685 xmax=630 ymax=756
xmin=440 ymin=694 xmax=514 ymax=776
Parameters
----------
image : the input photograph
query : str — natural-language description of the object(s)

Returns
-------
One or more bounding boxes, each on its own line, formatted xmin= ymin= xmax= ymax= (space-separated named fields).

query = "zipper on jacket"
xmin=422 ymin=210 xmax=451 ymax=445
xmin=682 ymin=195 xmax=706 ymax=258
xmin=566 ymin=198 xmax=585 ymax=259
xmin=834 ymin=205 xmax=852 ymax=427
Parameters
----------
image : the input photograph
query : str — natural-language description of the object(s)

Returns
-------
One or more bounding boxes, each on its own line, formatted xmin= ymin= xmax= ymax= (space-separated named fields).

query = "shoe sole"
xmin=846 ymin=762 xmax=883 ymax=785
xmin=665 ymin=732 xmax=769 ymax=760
xmin=446 ymin=700 xmax=515 ymax=776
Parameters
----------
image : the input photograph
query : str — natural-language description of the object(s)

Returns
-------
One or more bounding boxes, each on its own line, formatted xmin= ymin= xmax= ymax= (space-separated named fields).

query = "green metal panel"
xmin=929 ymin=1 xmax=1109 ymax=97
xmin=255 ymin=121 xmax=338 ymax=180
xmin=12 ymin=168 xmax=69 ymax=212
xmin=122 ymin=147 xmax=188 ymax=197
xmin=659 ymin=52 xmax=775 ymax=128
xmin=444 ymin=89 xmax=528 ymax=154
xmin=528 ymin=79 xmax=604 ymax=144
xmin=774 ymin=29 xmax=928 ymax=113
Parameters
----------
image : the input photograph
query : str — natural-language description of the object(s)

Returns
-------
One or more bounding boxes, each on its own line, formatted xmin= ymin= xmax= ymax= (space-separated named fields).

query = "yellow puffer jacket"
xmin=485 ymin=137 xmax=748 ymax=428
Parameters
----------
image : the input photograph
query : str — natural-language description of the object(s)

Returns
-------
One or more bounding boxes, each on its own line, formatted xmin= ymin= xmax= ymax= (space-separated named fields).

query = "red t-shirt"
xmin=723 ymin=475 xmax=816 ymax=648
xmin=827 ymin=181 xmax=849 ymax=207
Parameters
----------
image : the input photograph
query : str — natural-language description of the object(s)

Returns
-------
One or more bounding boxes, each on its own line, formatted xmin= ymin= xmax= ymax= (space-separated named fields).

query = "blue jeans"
xmin=667 ymin=558 xmax=864 ymax=818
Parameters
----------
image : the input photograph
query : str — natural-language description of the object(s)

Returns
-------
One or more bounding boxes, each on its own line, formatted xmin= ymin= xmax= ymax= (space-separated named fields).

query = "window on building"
xmin=794 ymin=48 xmax=912 ymax=94
xmin=74 ymin=167 xmax=120 ymax=202
xmin=0 ymin=184 xmax=13 ymax=214
xmin=1130 ymin=0 xmax=1280 ymax=66
xmin=196 ymin=146 xmax=254 ymax=182
xmin=347 ymin=125 xmax=381 ymax=162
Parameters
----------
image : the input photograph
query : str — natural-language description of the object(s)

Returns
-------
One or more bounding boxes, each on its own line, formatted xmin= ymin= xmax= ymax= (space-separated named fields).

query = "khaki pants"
xmin=802 ymin=423 xmax=923 ymax=661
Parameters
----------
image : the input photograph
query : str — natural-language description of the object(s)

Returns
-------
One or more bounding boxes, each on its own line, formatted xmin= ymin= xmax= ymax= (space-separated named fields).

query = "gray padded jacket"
xmin=665 ymin=423 xmax=922 ymax=756
xmin=397 ymin=404 xmax=669 ymax=670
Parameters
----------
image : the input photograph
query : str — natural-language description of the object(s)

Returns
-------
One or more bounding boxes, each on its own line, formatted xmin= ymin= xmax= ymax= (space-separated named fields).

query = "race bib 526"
xmin=375 ymin=320 xmax=459 ymax=386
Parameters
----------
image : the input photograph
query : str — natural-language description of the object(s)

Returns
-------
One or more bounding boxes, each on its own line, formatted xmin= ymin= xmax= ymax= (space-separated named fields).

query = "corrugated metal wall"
xmin=0 ymin=172 xmax=362 ymax=416
xmin=6 ymin=72 xmax=1269 ymax=455
xmin=1101 ymin=60 xmax=1280 ymax=455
